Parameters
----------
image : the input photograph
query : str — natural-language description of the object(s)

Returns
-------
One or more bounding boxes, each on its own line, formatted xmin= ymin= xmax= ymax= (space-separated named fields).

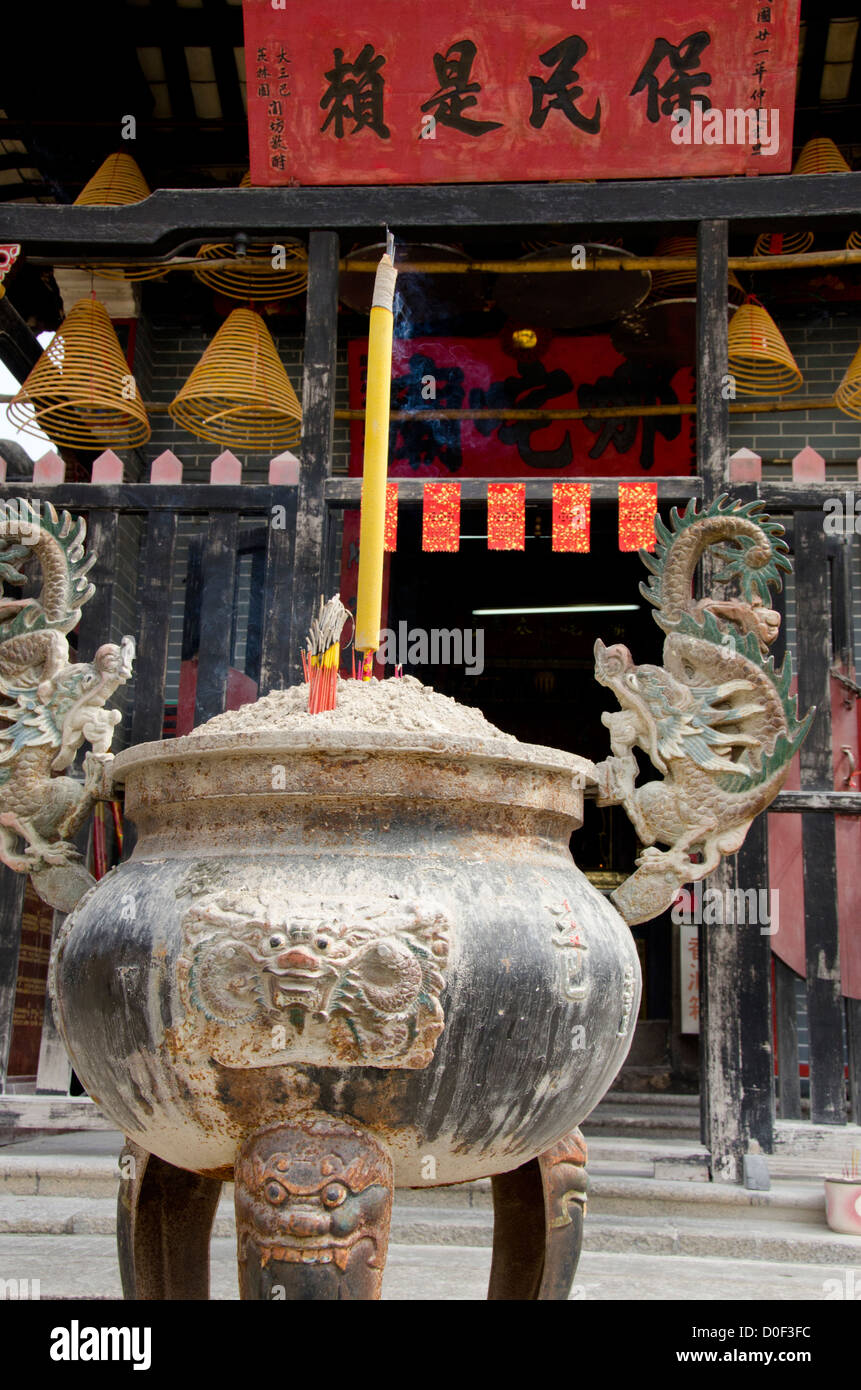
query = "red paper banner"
xmin=488 ymin=483 xmax=525 ymax=551
xmin=244 ymin=0 xmax=800 ymax=184
xmin=618 ymin=481 xmax=658 ymax=552
xmin=350 ymin=337 xmax=694 ymax=479
xmin=384 ymin=481 xmax=398 ymax=552
xmin=553 ymin=482 xmax=591 ymax=552
xmin=422 ymin=482 xmax=461 ymax=551
xmin=360 ymin=480 xmax=399 ymax=552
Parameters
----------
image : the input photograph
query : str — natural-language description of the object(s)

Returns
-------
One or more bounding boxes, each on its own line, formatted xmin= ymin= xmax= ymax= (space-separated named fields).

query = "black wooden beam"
xmin=771 ymin=790 xmax=861 ymax=814
xmin=202 ymin=0 xmax=247 ymax=125
xmin=696 ymin=218 xmax=744 ymax=1178
xmin=2 ymin=174 xmax=861 ymax=253
xmin=324 ymin=477 xmax=702 ymax=505
xmin=126 ymin=6 xmax=244 ymax=45
xmin=0 ymin=289 xmax=44 ymax=383
xmin=696 ymin=220 xmax=729 ymax=501
xmin=75 ymin=511 xmax=119 ymax=663
xmin=151 ymin=0 xmax=196 ymax=123
xmin=194 ymin=513 xmax=239 ymax=726
xmin=0 ymin=484 xmax=283 ymax=512
xmin=287 ymin=229 xmax=340 ymax=685
xmin=259 ymin=492 xmax=298 ymax=696
xmin=847 ymin=1000 xmax=861 ymax=1126
xmin=130 ymin=510 xmax=179 ymax=745
xmin=795 ymin=510 xmax=847 ymax=1126
xmin=798 ymin=18 xmax=831 ymax=110
xmin=734 ymin=815 xmax=776 ymax=1153
xmin=774 ymin=957 xmax=802 ymax=1120
xmin=0 ymin=869 xmax=27 ymax=1089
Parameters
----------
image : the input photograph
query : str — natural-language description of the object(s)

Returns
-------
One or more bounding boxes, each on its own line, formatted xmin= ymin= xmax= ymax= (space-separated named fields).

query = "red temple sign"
xmin=243 ymin=0 xmax=800 ymax=185
xmin=349 ymin=337 xmax=695 ymax=478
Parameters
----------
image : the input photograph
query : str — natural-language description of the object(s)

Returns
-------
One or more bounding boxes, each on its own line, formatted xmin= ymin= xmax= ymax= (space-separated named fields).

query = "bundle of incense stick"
xmin=302 ymin=594 xmax=350 ymax=713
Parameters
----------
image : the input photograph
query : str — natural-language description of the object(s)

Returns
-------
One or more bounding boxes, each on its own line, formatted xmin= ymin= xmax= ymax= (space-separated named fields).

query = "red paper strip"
xmin=488 ymin=483 xmax=525 ymax=551
xmin=618 ymin=482 xmax=658 ymax=552
xmin=422 ymin=482 xmax=460 ymax=552
xmin=553 ymin=483 xmax=590 ymax=552
xmin=384 ymin=481 xmax=398 ymax=552
xmin=360 ymin=480 xmax=398 ymax=552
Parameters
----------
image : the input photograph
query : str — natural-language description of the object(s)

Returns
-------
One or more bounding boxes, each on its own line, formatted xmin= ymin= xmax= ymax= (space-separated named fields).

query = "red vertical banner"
xmin=488 ymin=483 xmax=525 ymax=551
xmin=552 ymin=483 xmax=591 ymax=552
xmin=360 ymin=480 xmax=398 ymax=550
xmin=618 ymin=482 xmax=658 ymax=552
xmin=384 ymin=481 xmax=398 ymax=552
xmin=339 ymin=509 xmax=391 ymax=676
xmin=422 ymin=482 xmax=460 ymax=552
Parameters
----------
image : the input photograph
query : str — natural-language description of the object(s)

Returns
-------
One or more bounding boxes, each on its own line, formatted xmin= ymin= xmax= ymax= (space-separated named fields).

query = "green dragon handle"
xmin=0 ymin=499 xmax=134 ymax=914
xmin=594 ymin=494 xmax=814 ymax=926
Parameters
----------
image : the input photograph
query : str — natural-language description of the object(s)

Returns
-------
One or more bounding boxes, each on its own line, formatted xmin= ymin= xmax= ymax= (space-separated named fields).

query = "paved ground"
xmin=0 ymin=1232 xmax=855 ymax=1300
xmin=2 ymin=1129 xmax=858 ymax=1301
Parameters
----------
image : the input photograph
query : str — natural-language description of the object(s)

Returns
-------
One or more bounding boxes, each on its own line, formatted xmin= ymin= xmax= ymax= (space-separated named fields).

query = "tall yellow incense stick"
xmin=355 ymin=247 xmax=398 ymax=676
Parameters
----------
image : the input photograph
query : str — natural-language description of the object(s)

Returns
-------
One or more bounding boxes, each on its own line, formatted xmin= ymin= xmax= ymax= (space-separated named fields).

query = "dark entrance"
xmin=385 ymin=498 xmax=676 ymax=1056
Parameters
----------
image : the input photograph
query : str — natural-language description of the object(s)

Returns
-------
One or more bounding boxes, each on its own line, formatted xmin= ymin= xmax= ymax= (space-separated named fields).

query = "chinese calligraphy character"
xmin=529 ymin=35 xmax=601 ymax=133
xmin=420 ymin=40 xmax=502 ymax=136
xmin=630 ymin=32 xmax=713 ymax=123
xmin=387 ymin=353 xmax=465 ymax=474
xmin=320 ymin=45 xmax=391 ymax=139
xmin=578 ymin=362 xmax=683 ymax=471
xmin=470 ymin=361 xmax=575 ymax=469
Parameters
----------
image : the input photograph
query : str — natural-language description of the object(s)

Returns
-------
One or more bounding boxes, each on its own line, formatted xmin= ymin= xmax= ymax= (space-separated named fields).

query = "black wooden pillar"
xmin=130 ymin=510 xmax=179 ymax=746
xmin=795 ymin=513 xmax=846 ymax=1125
xmin=695 ymin=219 xmax=775 ymax=1178
xmin=0 ymin=286 xmax=42 ymax=382
xmin=0 ymin=869 xmax=27 ymax=1090
xmin=194 ymin=514 xmax=240 ymax=727
xmin=75 ymin=510 xmax=120 ymax=662
xmin=285 ymin=228 xmax=340 ymax=685
xmin=259 ymin=490 xmax=298 ymax=695
xmin=695 ymin=220 xmax=729 ymax=499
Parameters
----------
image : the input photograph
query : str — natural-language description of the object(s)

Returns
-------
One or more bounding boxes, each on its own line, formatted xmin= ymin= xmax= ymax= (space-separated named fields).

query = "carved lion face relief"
xmin=235 ymin=1119 xmax=393 ymax=1274
xmin=175 ymin=878 xmax=451 ymax=1069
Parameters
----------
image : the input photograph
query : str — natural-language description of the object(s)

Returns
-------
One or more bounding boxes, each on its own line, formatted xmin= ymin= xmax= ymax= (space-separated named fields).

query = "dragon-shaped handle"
xmin=593 ymin=494 xmax=813 ymax=926
xmin=0 ymin=499 xmax=134 ymax=913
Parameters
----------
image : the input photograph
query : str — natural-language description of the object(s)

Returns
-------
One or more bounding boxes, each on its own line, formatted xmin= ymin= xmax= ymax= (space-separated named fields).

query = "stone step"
xmin=2 ymin=1139 xmax=709 ymax=1198
xmin=602 ymin=1091 xmax=700 ymax=1108
xmin=0 ymin=1170 xmax=841 ymax=1265
xmin=583 ymin=1102 xmax=701 ymax=1140
xmin=584 ymin=1135 xmax=711 ymax=1180
xmin=0 ymin=1233 xmax=850 ymax=1300
xmin=390 ymin=1204 xmax=860 ymax=1264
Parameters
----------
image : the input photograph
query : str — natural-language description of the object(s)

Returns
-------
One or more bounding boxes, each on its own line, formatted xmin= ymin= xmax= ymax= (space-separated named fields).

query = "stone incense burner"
xmin=0 ymin=493 xmax=806 ymax=1300
xmin=53 ymin=679 xmax=639 ymax=1299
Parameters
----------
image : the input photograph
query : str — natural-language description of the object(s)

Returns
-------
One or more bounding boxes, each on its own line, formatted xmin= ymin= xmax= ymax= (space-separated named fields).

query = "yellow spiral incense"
xmin=355 ymin=251 xmax=397 ymax=657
